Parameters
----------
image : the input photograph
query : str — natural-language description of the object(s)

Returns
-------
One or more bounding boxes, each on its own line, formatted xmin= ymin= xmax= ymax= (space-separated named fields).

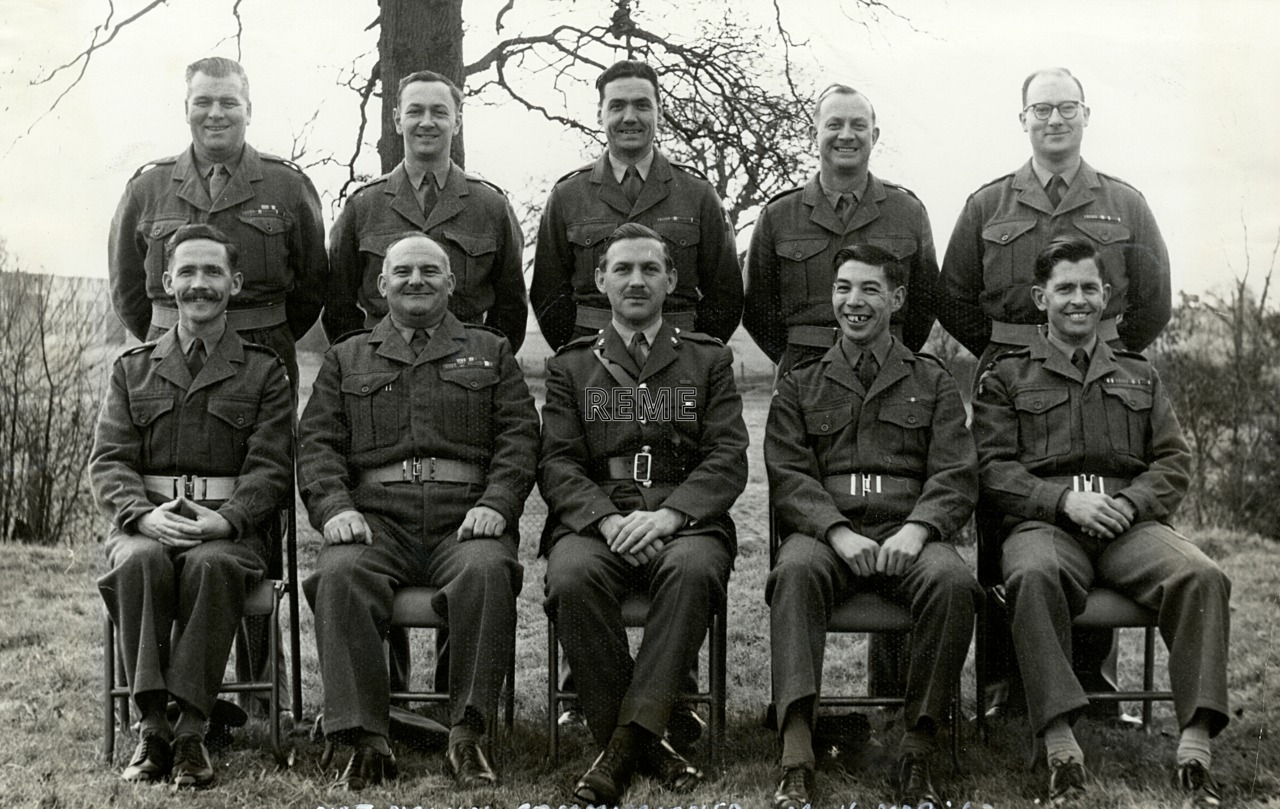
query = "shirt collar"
xmin=819 ymin=173 xmax=868 ymax=210
xmin=403 ymin=159 xmax=450 ymax=195
xmin=1030 ymin=157 xmax=1081 ymax=189
xmin=192 ymin=144 xmax=245 ymax=180
xmin=839 ymin=329 xmax=893 ymax=369
xmin=1043 ymin=326 xmax=1097 ymax=361
xmin=176 ymin=320 xmax=226 ymax=355
xmin=387 ymin=314 xmax=435 ymax=346
xmin=609 ymin=150 xmax=655 ymax=184
xmin=611 ymin=317 xmax=663 ymax=350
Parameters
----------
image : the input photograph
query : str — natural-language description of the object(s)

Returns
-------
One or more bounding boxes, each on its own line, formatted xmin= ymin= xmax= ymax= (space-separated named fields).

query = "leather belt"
xmin=1043 ymin=474 xmax=1132 ymax=495
xmin=574 ymin=306 xmax=695 ymax=331
xmin=152 ymin=303 xmax=287 ymax=332
xmin=822 ymin=473 xmax=922 ymax=499
xmin=787 ymin=324 xmax=840 ymax=348
xmin=990 ymin=317 xmax=1119 ymax=346
xmin=359 ymin=457 xmax=486 ymax=486
xmin=143 ymin=474 xmax=236 ymax=501
xmin=597 ymin=447 xmax=686 ymax=488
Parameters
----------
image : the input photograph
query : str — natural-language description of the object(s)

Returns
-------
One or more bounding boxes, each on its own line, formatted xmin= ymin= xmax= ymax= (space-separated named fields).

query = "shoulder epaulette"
xmin=555 ymin=332 xmax=599 ymax=355
xmin=130 ymin=156 xmax=178 ymax=181
xmin=765 ymin=185 xmax=804 ymax=206
xmin=973 ymin=172 xmax=1017 ymax=195
xmin=881 ymin=180 xmax=922 ymax=203
xmin=462 ymin=323 xmax=507 ymax=339
xmin=913 ymin=350 xmax=945 ymax=367
xmin=332 ymin=328 xmax=372 ymax=345
xmin=553 ymin=164 xmax=593 ymax=185
xmin=259 ymin=152 xmax=305 ymax=173
xmin=242 ymin=341 xmax=287 ymax=366
xmin=792 ymin=354 xmax=825 ymax=373
xmin=672 ymin=328 xmax=723 ymax=346
xmin=348 ymin=174 xmax=391 ymax=198
xmin=669 ymin=160 xmax=710 ymax=182
xmin=464 ymin=171 xmax=507 ymax=196
xmin=993 ymin=345 xmax=1032 ymax=362
xmin=1113 ymin=348 xmax=1150 ymax=362
xmin=1093 ymin=170 xmax=1139 ymax=192
xmin=120 ymin=341 xmax=158 ymax=358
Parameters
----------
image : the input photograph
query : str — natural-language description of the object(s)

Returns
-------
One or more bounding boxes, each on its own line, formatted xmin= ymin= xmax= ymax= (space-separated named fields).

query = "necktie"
xmin=410 ymin=328 xmax=430 ymax=357
xmin=1046 ymin=174 xmax=1066 ymax=209
xmin=186 ymin=338 xmax=205 ymax=380
xmin=628 ymin=331 xmax=649 ymax=370
xmin=421 ymin=175 xmax=439 ymax=218
xmin=208 ymin=164 xmax=228 ymax=202
xmin=1071 ymin=348 xmax=1089 ymax=378
xmin=622 ymin=165 xmax=643 ymax=206
xmin=834 ymin=193 xmax=853 ymax=224
xmin=856 ymin=351 xmax=878 ymax=391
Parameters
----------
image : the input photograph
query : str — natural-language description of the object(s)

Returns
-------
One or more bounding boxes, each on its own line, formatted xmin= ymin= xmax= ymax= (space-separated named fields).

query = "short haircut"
xmin=165 ymin=223 xmax=238 ymax=272
xmin=813 ymin=83 xmax=876 ymax=125
xmin=1021 ymin=67 xmax=1086 ymax=106
xmin=185 ymin=56 xmax=250 ymax=101
xmin=396 ymin=70 xmax=463 ymax=111
xmin=1033 ymin=237 xmax=1107 ymax=286
xmin=596 ymin=60 xmax=661 ymax=106
xmin=596 ymin=222 xmax=673 ymax=273
xmin=381 ymin=232 xmax=451 ymax=274
xmin=832 ymin=243 xmax=903 ymax=289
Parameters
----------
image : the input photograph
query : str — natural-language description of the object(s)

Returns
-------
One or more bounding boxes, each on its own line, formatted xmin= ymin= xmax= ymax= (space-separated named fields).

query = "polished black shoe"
xmin=641 ymin=737 xmax=702 ymax=791
xmin=336 ymin=744 xmax=398 ymax=791
xmin=774 ymin=765 xmax=814 ymax=809
xmin=1048 ymin=757 xmax=1087 ymax=806
xmin=170 ymin=733 xmax=214 ymax=789
xmin=896 ymin=753 xmax=943 ymax=808
xmin=574 ymin=735 xmax=637 ymax=806
xmin=1177 ymin=760 xmax=1224 ymax=807
xmin=447 ymin=739 xmax=498 ymax=788
xmin=121 ymin=729 xmax=172 ymax=783
xmin=666 ymin=705 xmax=707 ymax=752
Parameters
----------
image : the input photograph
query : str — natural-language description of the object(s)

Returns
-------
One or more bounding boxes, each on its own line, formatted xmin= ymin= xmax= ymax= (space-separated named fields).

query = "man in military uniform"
xmin=540 ymin=223 xmax=748 ymax=805
xmin=300 ymin=233 xmax=537 ymax=791
xmin=324 ymin=69 xmax=527 ymax=351
xmin=766 ymin=244 xmax=979 ymax=809
xmin=109 ymin=56 xmax=326 ymax=389
xmin=972 ymin=238 xmax=1228 ymax=807
xmin=531 ymin=59 xmax=742 ymax=349
xmin=93 ymin=224 xmax=294 ymax=789
xmin=744 ymin=83 xmax=939 ymax=374
xmin=941 ymin=67 xmax=1173 ymax=720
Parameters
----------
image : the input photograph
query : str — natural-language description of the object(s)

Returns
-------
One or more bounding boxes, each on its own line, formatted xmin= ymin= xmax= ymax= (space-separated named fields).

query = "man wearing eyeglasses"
xmin=939 ymin=67 xmax=1172 ymax=723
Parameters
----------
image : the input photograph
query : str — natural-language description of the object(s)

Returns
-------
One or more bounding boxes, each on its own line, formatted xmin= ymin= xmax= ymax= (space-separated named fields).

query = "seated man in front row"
xmin=92 ymin=223 xmax=294 ymax=788
xmin=972 ymin=237 xmax=1230 ymax=807
xmin=539 ymin=223 xmax=749 ymax=806
xmin=298 ymin=233 xmax=538 ymax=790
xmin=765 ymin=244 xmax=980 ymax=809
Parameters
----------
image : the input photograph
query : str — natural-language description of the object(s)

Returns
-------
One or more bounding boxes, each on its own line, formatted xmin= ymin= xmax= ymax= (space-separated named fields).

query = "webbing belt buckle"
xmin=851 ymin=473 xmax=882 ymax=496
xmin=403 ymin=457 xmax=433 ymax=483
xmin=1072 ymin=474 xmax=1106 ymax=494
xmin=633 ymin=446 xmax=653 ymax=488
xmin=176 ymin=474 xmax=199 ymax=500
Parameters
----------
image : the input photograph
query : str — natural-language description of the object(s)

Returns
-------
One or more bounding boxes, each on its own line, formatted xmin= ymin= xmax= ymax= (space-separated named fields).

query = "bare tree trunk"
xmin=378 ymin=0 xmax=466 ymax=173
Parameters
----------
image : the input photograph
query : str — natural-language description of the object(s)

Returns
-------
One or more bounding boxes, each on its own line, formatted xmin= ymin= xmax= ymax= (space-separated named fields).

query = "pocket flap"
xmin=237 ymin=212 xmax=289 ymax=236
xmin=207 ymin=396 xmax=259 ymax=429
xmin=441 ymin=230 xmax=498 ymax=257
xmin=653 ymin=218 xmax=702 ymax=248
xmin=1013 ymin=388 xmax=1069 ymax=414
xmin=566 ymin=220 xmax=618 ymax=249
xmin=776 ymin=238 xmax=829 ymax=262
xmin=803 ymin=405 xmax=853 ymax=436
xmin=341 ymin=371 xmax=401 ymax=397
xmin=1073 ymin=219 xmax=1132 ymax=246
xmin=866 ymin=235 xmax=919 ymax=261
xmin=144 ymin=218 xmax=187 ymax=241
xmin=129 ymin=394 xmax=174 ymax=426
xmin=879 ymin=400 xmax=933 ymax=428
xmin=982 ymin=219 xmax=1037 ymax=245
xmin=440 ymin=365 xmax=500 ymax=390
xmin=1101 ymin=384 xmax=1153 ymax=411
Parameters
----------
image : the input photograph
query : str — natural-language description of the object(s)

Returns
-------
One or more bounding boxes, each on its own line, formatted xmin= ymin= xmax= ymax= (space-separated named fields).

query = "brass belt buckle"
xmin=850 ymin=473 xmax=882 ymax=496
xmin=178 ymin=474 xmax=194 ymax=499
xmin=403 ymin=458 xmax=425 ymax=483
xmin=1073 ymin=474 xmax=1104 ymax=494
xmin=633 ymin=446 xmax=653 ymax=488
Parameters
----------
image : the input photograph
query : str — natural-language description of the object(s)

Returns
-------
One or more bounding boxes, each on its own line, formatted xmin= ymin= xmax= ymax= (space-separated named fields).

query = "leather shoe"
xmin=337 ymin=744 xmax=397 ymax=791
xmin=896 ymin=753 xmax=943 ymax=808
xmin=642 ymin=737 xmax=702 ymax=791
xmin=1048 ymin=756 xmax=1087 ymax=806
xmin=170 ymin=733 xmax=214 ymax=789
xmin=121 ymin=729 xmax=172 ymax=783
xmin=447 ymin=739 xmax=498 ymax=788
xmin=666 ymin=705 xmax=707 ymax=753
xmin=574 ymin=734 xmax=637 ymax=806
xmin=774 ymin=765 xmax=814 ymax=809
xmin=1177 ymin=760 xmax=1223 ymax=807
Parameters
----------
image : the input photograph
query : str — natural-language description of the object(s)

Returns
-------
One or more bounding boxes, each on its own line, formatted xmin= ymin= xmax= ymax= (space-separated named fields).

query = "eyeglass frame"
xmin=1022 ymin=101 xmax=1087 ymax=121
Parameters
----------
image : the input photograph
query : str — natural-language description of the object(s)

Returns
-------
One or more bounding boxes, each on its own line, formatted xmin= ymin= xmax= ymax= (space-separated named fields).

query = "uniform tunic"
xmin=92 ymin=329 xmax=293 ymax=716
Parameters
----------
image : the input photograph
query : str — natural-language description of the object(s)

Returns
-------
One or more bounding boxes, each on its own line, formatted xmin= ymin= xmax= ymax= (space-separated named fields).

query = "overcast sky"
xmin=2 ymin=0 xmax=1278 ymax=304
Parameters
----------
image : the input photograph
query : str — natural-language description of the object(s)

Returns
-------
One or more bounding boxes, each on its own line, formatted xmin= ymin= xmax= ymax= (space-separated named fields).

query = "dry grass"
xmin=5 ymin=367 xmax=1279 ymax=808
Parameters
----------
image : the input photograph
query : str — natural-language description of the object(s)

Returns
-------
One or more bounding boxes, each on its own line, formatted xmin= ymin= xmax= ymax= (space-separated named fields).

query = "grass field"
xmin=3 ymin=351 xmax=1278 ymax=808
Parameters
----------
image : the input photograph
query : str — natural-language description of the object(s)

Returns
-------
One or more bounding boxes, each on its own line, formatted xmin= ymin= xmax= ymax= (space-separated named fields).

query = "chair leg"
xmin=710 ymin=608 xmax=727 ymax=770
xmin=504 ymin=652 xmax=515 ymax=733
xmin=102 ymin=615 xmax=116 ymax=765
xmin=1142 ymin=627 xmax=1156 ymax=730
xmin=268 ymin=600 xmax=284 ymax=765
xmin=548 ymin=616 xmax=560 ymax=765
xmin=950 ymin=667 xmax=962 ymax=772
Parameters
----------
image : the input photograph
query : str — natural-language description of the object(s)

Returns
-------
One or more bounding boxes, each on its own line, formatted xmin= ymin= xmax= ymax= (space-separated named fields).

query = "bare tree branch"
xmin=336 ymin=60 xmax=380 ymax=204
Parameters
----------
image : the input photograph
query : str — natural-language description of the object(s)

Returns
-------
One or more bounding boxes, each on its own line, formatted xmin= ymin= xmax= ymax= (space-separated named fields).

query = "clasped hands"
xmin=826 ymin=522 xmax=930 ymax=578
xmin=137 ymin=497 xmax=233 ymax=548
xmin=322 ymin=505 xmax=507 ymax=545
xmin=598 ymin=507 xmax=686 ymax=567
xmin=1062 ymin=491 xmax=1137 ymax=540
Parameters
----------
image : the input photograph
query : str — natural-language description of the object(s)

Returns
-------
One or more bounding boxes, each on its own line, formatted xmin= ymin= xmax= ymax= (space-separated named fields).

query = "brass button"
xmin=361 ymin=385 xmax=370 ymax=392
xmin=679 ymin=238 xmax=688 ymax=246
xmin=820 ymin=424 xmax=829 ymax=432
xmin=236 ymin=416 xmax=245 ymax=425
xmin=907 ymin=415 xmax=918 ymax=424
xmin=793 ymin=250 xmax=803 ymax=258
xmin=1000 ymin=234 xmax=1010 ymax=242
xmin=469 ymin=381 xmax=479 ymax=389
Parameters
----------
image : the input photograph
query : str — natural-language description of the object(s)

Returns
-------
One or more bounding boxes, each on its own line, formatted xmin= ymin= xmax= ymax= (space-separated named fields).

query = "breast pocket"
xmin=981 ymin=219 xmax=1039 ymax=295
xmin=1012 ymin=387 xmax=1071 ymax=459
xmin=774 ymin=237 xmax=831 ymax=316
xmin=206 ymin=395 xmax=259 ymax=461
xmin=236 ymin=211 xmax=292 ymax=288
xmin=652 ymin=217 xmax=701 ymax=287
xmin=356 ymin=232 xmax=402 ymax=304
xmin=439 ymin=230 xmax=498 ymax=312
xmin=802 ymin=401 xmax=855 ymax=465
xmin=140 ymin=217 xmax=188 ymax=282
xmin=877 ymin=398 xmax=933 ymax=461
xmin=439 ymin=365 xmax=501 ymax=447
xmin=341 ymin=371 xmax=406 ymax=452
xmin=566 ymin=219 xmax=620 ymax=291
xmin=1073 ymin=219 xmax=1134 ymax=296
xmin=1100 ymin=383 xmax=1152 ymax=460
xmin=129 ymin=394 xmax=176 ymax=468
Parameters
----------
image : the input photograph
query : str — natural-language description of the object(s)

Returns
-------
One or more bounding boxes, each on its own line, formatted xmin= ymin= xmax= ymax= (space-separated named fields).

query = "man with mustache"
xmin=972 ymin=238 xmax=1227 ymax=807
xmin=539 ymin=223 xmax=748 ymax=806
xmin=92 ymin=223 xmax=294 ymax=789
xmin=300 ymin=233 xmax=538 ymax=791
xmin=940 ymin=67 xmax=1173 ymax=722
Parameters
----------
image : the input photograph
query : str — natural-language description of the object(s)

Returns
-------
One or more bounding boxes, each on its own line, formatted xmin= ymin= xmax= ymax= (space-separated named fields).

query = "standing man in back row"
xmin=939 ymin=67 xmax=1172 ymax=719
xmin=531 ymin=59 xmax=743 ymax=349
